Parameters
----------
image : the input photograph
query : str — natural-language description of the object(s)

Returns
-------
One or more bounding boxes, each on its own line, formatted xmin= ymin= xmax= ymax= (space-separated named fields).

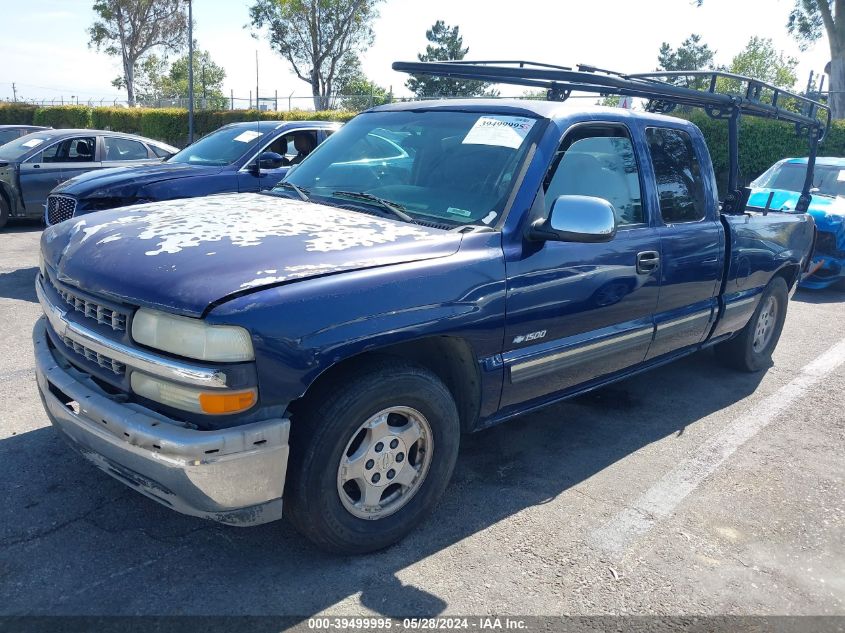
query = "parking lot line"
xmin=593 ymin=337 xmax=845 ymax=555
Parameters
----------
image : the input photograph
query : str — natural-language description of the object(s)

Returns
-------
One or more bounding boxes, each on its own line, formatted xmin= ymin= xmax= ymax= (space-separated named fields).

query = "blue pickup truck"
xmin=33 ymin=63 xmax=819 ymax=553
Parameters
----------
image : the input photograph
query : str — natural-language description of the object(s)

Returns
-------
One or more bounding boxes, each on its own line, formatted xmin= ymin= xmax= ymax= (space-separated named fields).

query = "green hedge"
xmin=0 ymin=103 xmax=356 ymax=147
xmin=677 ymin=112 xmax=845 ymax=193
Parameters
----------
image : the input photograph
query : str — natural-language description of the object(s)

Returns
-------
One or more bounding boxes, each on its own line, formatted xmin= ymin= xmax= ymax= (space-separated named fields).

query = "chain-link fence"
xmin=1 ymin=91 xmax=609 ymax=113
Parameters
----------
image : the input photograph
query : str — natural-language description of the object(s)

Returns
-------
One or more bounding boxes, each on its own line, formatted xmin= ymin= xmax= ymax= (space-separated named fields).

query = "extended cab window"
xmin=544 ymin=126 xmax=643 ymax=226
xmin=646 ymin=127 xmax=706 ymax=223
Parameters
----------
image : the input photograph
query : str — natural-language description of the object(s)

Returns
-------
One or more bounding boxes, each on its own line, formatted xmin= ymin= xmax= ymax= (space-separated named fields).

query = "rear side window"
xmin=646 ymin=127 xmax=706 ymax=223
xmin=104 ymin=137 xmax=149 ymax=161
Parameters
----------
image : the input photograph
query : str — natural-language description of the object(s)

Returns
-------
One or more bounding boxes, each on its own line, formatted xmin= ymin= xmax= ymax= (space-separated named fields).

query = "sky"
xmin=0 ymin=0 xmax=834 ymax=107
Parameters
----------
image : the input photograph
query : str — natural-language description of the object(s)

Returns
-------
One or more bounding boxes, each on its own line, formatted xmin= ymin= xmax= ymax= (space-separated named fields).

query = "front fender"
xmin=207 ymin=232 xmax=508 ymax=413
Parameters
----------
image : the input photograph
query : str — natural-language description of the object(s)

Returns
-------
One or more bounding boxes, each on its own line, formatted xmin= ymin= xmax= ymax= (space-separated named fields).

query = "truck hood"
xmin=41 ymin=193 xmax=461 ymax=317
xmin=51 ymin=162 xmax=223 ymax=198
xmin=748 ymin=188 xmax=845 ymax=251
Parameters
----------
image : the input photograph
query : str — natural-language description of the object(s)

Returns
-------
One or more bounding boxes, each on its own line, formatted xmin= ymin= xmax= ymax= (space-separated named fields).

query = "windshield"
xmin=279 ymin=110 xmax=543 ymax=227
xmin=168 ymin=125 xmax=265 ymax=166
xmin=753 ymin=162 xmax=845 ymax=198
xmin=0 ymin=134 xmax=56 ymax=161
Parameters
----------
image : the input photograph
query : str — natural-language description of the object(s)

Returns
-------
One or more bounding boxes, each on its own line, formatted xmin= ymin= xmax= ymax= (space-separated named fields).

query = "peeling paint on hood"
xmin=41 ymin=193 xmax=462 ymax=316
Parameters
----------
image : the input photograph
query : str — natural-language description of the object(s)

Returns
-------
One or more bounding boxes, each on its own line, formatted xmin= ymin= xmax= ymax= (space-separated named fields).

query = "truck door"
xmin=643 ymin=126 xmax=723 ymax=360
xmin=500 ymin=122 xmax=660 ymax=410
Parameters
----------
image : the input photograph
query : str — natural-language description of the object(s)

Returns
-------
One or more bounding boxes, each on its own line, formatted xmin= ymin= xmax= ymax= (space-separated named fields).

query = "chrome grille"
xmin=61 ymin=335 xmax=126 ymax=375
xmin=49 ymin=277 xmax=128 ymax=332
xmin=46 ymin=195 xmax=77 ymax=225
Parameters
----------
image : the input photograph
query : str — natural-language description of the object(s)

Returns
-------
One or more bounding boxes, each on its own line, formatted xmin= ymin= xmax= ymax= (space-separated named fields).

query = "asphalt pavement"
xmin=1 ymin=221 xmax=843 ymax=620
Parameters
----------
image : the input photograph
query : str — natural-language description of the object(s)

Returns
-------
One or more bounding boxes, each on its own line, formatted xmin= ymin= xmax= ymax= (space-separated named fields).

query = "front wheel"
xmin=715 ymin=277 xmax=789 ymax=372
xmin=285 ymin=360 xmax=460 ymax=554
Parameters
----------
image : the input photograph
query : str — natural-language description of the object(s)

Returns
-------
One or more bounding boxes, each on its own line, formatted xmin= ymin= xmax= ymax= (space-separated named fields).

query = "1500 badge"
xmin=513 ymin=330 xmax=547 ymax=344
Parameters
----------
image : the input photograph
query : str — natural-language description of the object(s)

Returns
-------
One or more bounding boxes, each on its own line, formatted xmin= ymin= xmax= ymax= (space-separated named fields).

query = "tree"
xmin=657 ymin=33 xmax=717 ymax=90
xmin=248 ymin=0 xmax=382 ymax=110
xmin=89 ymin=0 xmax=188 ymax=106
xmin=334 ymin=55 xmax=390 ymax=110
xmin=697 ymin=0 xmax=845 ymax=118
xmin=728 ymin=37 xmax=798 ymax=88
xmin=113 ymin=49 xmax=227 ymax=108
xmin=167 ymin=50 xmax=227 ymax=108
xmin=405 ymin=21 xmax=495 ymax=98
xmin=111 ymin=53 xmax=169 ymax=101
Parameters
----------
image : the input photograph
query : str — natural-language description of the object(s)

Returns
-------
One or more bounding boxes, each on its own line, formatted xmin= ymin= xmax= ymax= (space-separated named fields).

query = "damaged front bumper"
xmin=801 ymin=226 xmax=845 ymax=290
xmin=33 ymin=317 xmax=289 ymax=526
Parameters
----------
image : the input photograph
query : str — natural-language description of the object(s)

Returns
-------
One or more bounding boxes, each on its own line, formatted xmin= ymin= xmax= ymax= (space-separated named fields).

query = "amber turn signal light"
xmin=199 ymin=389 xmax=257 ymax=415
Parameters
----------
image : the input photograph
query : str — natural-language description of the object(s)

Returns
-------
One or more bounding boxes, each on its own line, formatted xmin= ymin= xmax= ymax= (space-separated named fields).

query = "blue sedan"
xmin=45 ymin=120 xmax=341 ymax=226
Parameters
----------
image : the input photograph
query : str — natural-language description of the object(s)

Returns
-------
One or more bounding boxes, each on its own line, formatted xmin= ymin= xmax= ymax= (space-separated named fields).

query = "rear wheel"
xmin=715 ymin=277 xmax=788 ymax=372
xmin=285 ymin=360 xmax=460 ymax=554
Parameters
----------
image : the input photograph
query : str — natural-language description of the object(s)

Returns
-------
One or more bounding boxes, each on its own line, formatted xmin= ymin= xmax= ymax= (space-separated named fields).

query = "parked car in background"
xmin=0 ymin=129 xmax=177 ymax=229
xmin=45 ymin=120 xmax=341 ymax=226
xmin=748 ymin=157 xmax=845 ymax=290
xmin=0 ymin=125 xmax=52 ymax=146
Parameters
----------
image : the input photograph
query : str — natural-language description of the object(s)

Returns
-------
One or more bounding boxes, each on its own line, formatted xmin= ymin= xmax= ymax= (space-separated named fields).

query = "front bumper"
xmin=33 ymin=318 xmax=289 ymax=526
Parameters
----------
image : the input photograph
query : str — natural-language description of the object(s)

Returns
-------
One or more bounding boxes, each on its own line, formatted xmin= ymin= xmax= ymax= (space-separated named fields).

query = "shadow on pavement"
xmin=0 ymin=267 xmax=38 ymax=302
xmin=2 ymin=220 xmax=43 ymax=234
xmin=0 ymin=350 xmax=765 ymax=618
xmin=792 ymin=287 xmax=844 ymax=304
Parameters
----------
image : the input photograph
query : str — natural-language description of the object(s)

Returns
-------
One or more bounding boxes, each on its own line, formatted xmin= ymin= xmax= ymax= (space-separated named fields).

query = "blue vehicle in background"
xmin=45 ymin=120 xmax=340 ymax=226
xmin=33 ymin=63 xmax=821 ymax=554
xmin=748 ymin=157 xmax=845 ymax=290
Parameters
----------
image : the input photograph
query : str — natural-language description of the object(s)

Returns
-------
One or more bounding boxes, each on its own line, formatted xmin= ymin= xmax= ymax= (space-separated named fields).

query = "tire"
xmin=715 ymin=277 xmax=789 ymax=372
xmin=0 ymin=196 xmax=9 ymax=230
xmin=285 ymin=359 xmax=460 ymax=554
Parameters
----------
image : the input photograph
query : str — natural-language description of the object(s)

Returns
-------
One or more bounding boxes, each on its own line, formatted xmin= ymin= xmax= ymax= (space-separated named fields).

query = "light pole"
xmin=187 ymin=0 xmax=194 ymax=144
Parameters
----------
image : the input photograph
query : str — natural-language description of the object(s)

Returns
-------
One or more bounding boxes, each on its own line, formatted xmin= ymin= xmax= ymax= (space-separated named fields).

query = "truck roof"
xmin=371 ymin=99 xmax=693 ymax=126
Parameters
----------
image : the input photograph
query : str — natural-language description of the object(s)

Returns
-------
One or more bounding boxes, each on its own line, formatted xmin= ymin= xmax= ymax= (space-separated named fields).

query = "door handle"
xmin=636 ymin=251 xmax=660 ymax=275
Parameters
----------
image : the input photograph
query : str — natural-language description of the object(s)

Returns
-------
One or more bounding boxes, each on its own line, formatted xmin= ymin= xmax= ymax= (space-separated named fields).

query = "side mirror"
xmin=258 ymin=151 xmax=285 ymax=170
xmin=529 ymin=195 xmax=617 ymax=243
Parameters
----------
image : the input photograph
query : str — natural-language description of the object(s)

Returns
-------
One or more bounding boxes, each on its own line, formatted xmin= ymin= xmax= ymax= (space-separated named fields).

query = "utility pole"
xmin=187 ymin=0 xmax=194 ymax=143
xmin=255 ymin=50 xmax=259 ymax=111
xmin=12 ymin=83 xmax=17 ymax=102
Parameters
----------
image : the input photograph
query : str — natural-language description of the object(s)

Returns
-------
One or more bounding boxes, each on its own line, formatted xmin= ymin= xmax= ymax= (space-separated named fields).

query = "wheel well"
xmin=774 ymin=263 xmax=801 ymax=290
xmin=295 ymin=336 xmax=482 ymax=433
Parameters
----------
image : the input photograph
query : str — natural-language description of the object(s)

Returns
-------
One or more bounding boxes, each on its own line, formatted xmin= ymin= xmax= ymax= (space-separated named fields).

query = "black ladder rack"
xmin=392 ymin=60 xmax=831 ymax=213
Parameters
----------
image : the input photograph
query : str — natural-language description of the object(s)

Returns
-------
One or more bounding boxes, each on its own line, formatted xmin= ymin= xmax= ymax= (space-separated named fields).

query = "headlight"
xmin=131 ymin=372 xmax=257 ymax=415
xmin=131 ymin=308 xmax=254 ymax=362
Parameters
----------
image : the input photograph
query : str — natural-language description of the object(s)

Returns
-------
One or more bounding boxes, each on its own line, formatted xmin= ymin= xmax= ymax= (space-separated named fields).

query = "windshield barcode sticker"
xmin=233 ymin=130 xmax=263 ymax=143
xmin=463 ymin=116 xmax=536 ymax=149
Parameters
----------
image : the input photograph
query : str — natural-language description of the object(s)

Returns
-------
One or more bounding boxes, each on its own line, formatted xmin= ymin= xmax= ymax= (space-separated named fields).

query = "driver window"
xmin=544 ymin=125 xmax=644 ymax=226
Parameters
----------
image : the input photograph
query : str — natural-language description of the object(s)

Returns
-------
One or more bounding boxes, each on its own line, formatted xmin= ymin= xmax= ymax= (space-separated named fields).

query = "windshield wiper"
xmin=332 ymin=190 xmax=417 ymax=224
xmin=275 ymin=181 xmax=310 ymax=202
